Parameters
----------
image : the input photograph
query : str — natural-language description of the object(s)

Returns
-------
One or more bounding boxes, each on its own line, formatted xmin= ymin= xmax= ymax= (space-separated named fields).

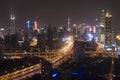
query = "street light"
xmin=4 ymin=71 xmax=7 ymax=74
xmin=116 ymin=35 xmax=120 ymax=40
xmin=14 ymin=68 xmax=16 ymax=71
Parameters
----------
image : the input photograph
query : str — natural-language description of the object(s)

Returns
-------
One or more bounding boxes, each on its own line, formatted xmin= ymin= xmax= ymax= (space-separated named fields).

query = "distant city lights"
xmin=34 ymin=21 xmax=38 ymax=30
xmin=88 ymin=33 xmax=93 ymax=41
xmin=52 ymin=69 xmax=59 ymax=78
xmin=26 ymin=20 xmax=30 ymax=29
xmin=0 ymin=28 xmax=4 ymax=31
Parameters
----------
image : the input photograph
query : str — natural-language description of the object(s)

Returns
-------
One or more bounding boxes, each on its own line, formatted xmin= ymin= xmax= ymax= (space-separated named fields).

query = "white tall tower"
xmin=10 ymin=12 xmax=16 ymax=34
xmin=67 ymin=17 xmax=71 ymax=32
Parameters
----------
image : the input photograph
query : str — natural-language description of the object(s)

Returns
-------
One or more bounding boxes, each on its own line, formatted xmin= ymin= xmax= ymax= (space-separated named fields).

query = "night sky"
xmin=0 ymin=0 xmax=120 ymax=30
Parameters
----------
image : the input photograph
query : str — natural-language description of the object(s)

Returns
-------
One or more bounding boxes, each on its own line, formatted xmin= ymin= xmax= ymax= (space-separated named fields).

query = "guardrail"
xmin=1 ymin=41 xmax=73 ymax=79
xmin=1 ymin=53 xmax=73 ymax=80
xmin=0 ymin=64 xmax=41 ymax=80
xmin=85 ymin=51 xmax=116 ymax=54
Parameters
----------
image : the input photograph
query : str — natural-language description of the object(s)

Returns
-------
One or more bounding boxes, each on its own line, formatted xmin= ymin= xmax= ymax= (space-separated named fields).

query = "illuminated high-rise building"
xmin=34 ymin=21 xmax=38 ymax=30
xmin=10 ymin=12 xmax=16 ymax=34
xmin=67 ymin=17 xmax=71 ymax=32
xmin=104 ymin=11 xmax=112 ymax=49
xmin=97 ymin=10 xmax=105 ymax=43
xmin=100 ymin=10 xmax=105 ymax=28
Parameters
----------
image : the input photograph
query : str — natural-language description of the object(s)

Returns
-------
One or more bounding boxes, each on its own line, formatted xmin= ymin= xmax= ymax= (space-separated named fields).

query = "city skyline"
xmin=1 ymin=1 xmax=120 ymax=79
xmin=0 ymin=0 xmax=120 ymax=30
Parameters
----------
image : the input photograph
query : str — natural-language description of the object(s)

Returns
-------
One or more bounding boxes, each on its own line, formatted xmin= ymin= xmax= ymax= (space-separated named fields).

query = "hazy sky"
xmin=0 ymin=0 xmax=120 ymax=30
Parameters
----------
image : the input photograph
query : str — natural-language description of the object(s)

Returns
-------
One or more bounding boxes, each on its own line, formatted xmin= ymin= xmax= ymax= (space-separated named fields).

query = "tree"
xmin=41 ymin=59 xmax=53 ymax=80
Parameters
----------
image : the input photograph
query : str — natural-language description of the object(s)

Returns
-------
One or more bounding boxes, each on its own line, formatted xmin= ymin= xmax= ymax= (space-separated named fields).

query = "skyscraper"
xmin=100 ymin=10 xmax=105 ymax=28
xmin=98 ymin=10 xmax=105 ymax=44
xmin=104 ymin=11 xmax=112 ymax=50
xmin=67 ymin=17 xmax=71 ymax=32
xmin=10 ymin=12 xmax=16 ymax=34
xmin=97 ymin=10 xmax=105 ymax=43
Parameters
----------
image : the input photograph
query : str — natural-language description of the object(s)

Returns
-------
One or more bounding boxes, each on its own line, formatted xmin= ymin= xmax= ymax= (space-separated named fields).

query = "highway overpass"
xmin=0 ymin=36 xmax=74 ymax=80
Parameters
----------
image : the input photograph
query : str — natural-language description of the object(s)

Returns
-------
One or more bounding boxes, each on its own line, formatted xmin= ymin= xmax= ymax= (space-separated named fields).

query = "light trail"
xmin=1 ymin=35 xmax=74 ymax=80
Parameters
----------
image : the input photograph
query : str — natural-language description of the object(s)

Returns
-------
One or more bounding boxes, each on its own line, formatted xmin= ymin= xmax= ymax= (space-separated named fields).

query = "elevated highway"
xmin=85 ymin=51 xmax=117 ymax=58
xmin=0 ymin=64 xmax=41 ymax=80
xmin=0 ymin=36 xmax=74 ymax=80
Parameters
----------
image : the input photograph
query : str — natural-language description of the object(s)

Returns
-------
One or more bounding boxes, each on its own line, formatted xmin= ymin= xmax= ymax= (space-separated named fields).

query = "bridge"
xmin=4 ymin=52 xmax=56 ymax=59
xmin=0 ymin=36 xmax=74 ymax=80
xmin=85 ymin=51 xmax=117 ymax=58
xmin=0 ymin=51 xmax=73 ymax=80
xmin=0 ymin=64 xmax=41 ymax=80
